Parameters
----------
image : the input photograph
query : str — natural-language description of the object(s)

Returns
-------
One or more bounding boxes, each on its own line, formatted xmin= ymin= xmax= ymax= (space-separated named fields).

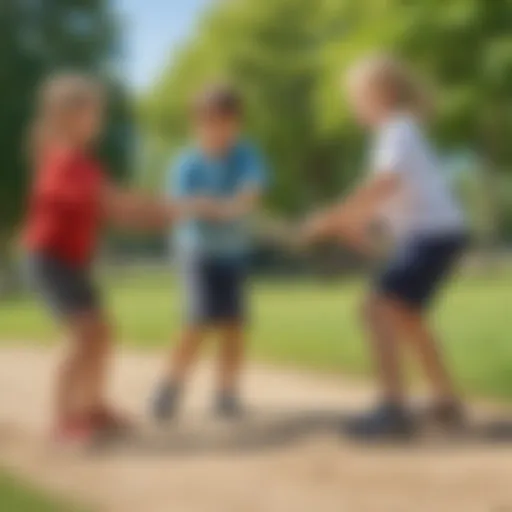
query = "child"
xmin=22 ymin=73 xmax=192 ymax=445
xmin=151 ymin=84 xmax=267 ymax=421
xmin=303 ymin=55 xmax=467 ymax=439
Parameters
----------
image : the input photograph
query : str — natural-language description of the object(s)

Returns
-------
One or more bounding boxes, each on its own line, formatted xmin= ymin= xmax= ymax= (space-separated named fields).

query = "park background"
xmin=0 ymin=1 xmax=511 ymax=509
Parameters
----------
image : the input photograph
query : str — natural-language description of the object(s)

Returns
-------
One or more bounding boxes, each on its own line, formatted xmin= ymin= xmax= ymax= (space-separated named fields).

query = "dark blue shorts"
xmin=180 ymin=255 xmax=247 ymax=325
xmin=26 ymin=252 xmax=100 ymax=319
xmin=375 ymin=233 xmax=467 ymax=309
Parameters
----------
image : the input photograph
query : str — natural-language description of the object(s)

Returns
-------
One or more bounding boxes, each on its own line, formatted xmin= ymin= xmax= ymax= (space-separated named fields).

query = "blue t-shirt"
xmin=169 ymin=141 xmax=268 ymax=258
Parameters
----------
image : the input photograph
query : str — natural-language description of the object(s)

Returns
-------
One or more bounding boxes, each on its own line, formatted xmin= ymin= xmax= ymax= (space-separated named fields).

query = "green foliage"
xmin=141 ymin=0 xmax=512 ymax=225
xmin=0 ymin=470 xmax=85 ymax=512
xmin=0 ymin=0 xmax=131 ymax=234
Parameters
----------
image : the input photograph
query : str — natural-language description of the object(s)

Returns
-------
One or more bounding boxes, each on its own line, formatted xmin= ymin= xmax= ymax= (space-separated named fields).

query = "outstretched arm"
xmin=302 ymin=173 xmax=401 ymax=253
xmin=197 ymin=186 xmax=263 ymax=221
xmin=303 ymin=117 xmax=413 ymax=253
xmin=102 ymin=183 xmax=177 ymax=231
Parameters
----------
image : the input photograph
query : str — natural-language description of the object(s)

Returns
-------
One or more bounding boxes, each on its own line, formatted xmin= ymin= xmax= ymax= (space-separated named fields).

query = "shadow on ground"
xmin=95 ymin=408 xmax=512 ymax=458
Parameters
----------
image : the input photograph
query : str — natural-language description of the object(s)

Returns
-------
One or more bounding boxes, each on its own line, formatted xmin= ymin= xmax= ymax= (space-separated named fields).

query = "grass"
xmin=0 ymin=470 xmax=83 ymax=512
xmin=1 ymin=270 xmax=511 ymax=399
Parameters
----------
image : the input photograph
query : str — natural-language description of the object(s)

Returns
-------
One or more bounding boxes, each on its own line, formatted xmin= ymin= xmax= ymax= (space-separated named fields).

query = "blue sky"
xmin=114 ymin=0 xmax=212 ymax=91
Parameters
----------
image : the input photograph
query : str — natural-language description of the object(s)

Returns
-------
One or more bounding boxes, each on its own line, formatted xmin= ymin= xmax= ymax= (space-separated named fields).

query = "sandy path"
xmin=0 ymin=347 xmax=511 ymax=512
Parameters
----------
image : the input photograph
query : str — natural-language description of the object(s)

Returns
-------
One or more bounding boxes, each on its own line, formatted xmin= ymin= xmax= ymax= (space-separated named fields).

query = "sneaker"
xmin=90 ymin=407 xmax=133 ymax=436
xmin=151 ymin=381 xmax=181 ymax=423
xmin=345 ymin=402 xmax=415 ymax=441
xmin=214 ymin=392 xmax=244 ymax=420
xmin=424 ymin=400 xmax=466 ymax=430
xmin=53 ymin=417 xmax=98 ymax=449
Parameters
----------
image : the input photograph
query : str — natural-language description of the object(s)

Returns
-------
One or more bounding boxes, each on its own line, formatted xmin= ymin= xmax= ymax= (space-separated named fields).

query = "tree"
xmin=0 ymin=0 xmax=131 ymax=235
xmin=0 ymin=0 xmax=131 ymax=292
xmin=141 ymin=0 xmax=512 ymax=235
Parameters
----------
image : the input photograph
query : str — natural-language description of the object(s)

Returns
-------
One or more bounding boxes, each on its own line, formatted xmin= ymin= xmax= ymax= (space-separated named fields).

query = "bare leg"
xmin=55 ymin=342 xmax=84 ymax=423
xmin=385 ymin=300 xmax=458 ymax=403
xmin=56 ymin=312 xmax=108 ymax=423
xmin=80 ymin=313 xmax=112 ymax=413
xmin=151 ymin=326 xmax=206 ymax=421
xmin=166 ymin=326 xmax=206 ymax=384
xmin=362 ymin=295 xmax=405 ymax=404
xmin=348 ymin=295 xmax=412 ymax=438
xmin=213 ymin=321 xmax=245 ymax=418
xmin=216 ymin=321 xmax=245 ymax=395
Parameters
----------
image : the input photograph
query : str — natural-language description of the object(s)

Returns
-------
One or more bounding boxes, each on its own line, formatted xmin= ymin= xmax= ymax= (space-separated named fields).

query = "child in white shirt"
xmin=304 ymin=55 xmax=467 ymax=439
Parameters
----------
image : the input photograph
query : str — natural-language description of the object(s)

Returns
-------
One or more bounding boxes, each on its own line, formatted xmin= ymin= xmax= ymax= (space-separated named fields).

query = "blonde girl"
xmin=304 ymin=55 xmax=467 ymax=439
xmin=23 ymin=73 xmax=179 ymax=446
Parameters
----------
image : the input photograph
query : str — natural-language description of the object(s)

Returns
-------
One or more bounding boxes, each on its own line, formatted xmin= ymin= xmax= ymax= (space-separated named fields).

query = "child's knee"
xmin=219 ymin=322 xmax=244 ymax=345
xmin=74 ymin=314 xmax=111 ymax=353
xmin=361 ymin=296 xmax=382 ymax=326
xmin=95 ymin=320 xmax=111 ymax=347
xmin=180 ymin=326 xmax=205 ymax=344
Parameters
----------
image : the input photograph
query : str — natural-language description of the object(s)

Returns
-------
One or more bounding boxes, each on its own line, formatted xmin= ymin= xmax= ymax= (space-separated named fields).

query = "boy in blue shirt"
xmin=151 ymin=84 xmax=267 ymax=420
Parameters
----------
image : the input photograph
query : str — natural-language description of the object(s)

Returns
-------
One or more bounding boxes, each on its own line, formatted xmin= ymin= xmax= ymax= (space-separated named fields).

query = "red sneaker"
xmin=53 ymin=417 xmax=97 ymax=449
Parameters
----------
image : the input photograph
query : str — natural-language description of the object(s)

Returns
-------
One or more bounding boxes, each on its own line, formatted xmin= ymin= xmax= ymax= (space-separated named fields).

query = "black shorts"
xmin=180 ymin=254 xmax=247 ymax=326
xmin=375 ymin=233 xmax=467 ymax=309
xmin=26 ymin=252 xmax=100 ymax=318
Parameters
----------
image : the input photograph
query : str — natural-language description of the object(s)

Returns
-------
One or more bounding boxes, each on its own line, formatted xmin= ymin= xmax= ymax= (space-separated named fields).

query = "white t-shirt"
xmin=371 ymin=114 xmax=465 ymax=241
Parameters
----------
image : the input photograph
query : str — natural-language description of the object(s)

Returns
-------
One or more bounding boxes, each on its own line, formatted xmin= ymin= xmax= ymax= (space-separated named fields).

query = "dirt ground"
xmin=1 ymin=347 xmax=512 ymax=512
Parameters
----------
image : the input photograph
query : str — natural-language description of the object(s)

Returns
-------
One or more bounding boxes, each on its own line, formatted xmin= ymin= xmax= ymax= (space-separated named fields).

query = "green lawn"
xmin=1 ymin=271 xmax=511 ymax=398
xmin=0 ymin=470 xmax=83 ymax=512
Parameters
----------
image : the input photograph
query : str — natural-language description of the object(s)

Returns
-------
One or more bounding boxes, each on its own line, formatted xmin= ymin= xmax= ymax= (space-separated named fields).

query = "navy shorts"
xmin=180 ymin=255 xmax=247 ymax=325
xmin=26 ymin=252 xmax=100 ymax=318
xmin=375 ymin=233 xmax=467 ymax=309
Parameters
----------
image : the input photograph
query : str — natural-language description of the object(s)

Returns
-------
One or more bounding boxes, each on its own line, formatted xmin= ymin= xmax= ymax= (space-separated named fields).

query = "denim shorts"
xmin=179 ymin=254 xmax=247 ymax=325
xmin=375 ymin=233 xmax=467 ymax=309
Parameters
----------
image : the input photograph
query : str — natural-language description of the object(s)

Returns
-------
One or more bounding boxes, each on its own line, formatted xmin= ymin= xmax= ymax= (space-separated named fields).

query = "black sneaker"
xmin=345 ymin=402 xmax=415 ymax=441
xmin=151 ymin=381 xmax=181 ymax=423
xmin=214 ymin=392 xmax=244 ymax=420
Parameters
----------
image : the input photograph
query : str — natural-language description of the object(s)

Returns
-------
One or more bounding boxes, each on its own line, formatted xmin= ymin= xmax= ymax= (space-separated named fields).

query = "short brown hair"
xmin=192 ymin=83 xmax=243 ymax=119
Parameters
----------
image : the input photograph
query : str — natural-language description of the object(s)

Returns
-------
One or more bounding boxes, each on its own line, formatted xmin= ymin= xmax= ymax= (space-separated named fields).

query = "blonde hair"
xmin=347 ymin=54 xmax=431 ymax=117
xmin=29 ymin=72 xmax=104 ymax=161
